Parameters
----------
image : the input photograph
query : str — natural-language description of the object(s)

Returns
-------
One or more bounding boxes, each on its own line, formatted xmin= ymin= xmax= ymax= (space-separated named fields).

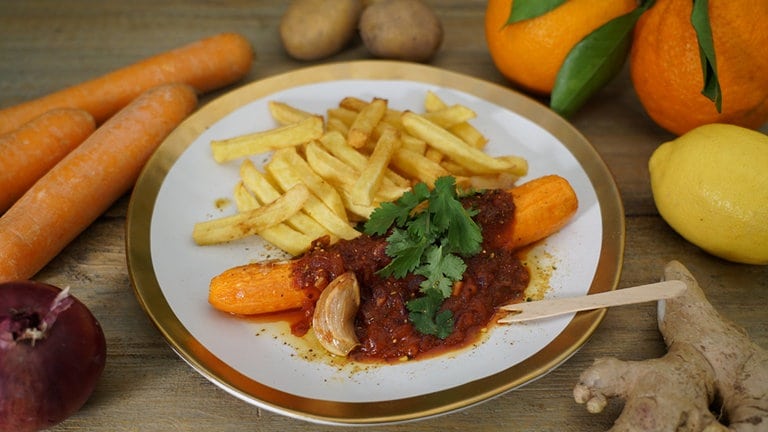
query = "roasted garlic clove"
xmin=312 ymin=271 xmax=361 ymax=356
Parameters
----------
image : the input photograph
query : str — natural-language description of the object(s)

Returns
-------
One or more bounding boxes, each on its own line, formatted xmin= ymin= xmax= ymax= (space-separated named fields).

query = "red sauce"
xmin=290 ymin=190 xmax=529 ymax=362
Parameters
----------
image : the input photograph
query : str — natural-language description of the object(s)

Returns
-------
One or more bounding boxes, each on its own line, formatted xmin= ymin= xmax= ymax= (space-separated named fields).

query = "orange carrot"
xmin=0 ymin=83 xmax=197 ymax=282
xmin=0 ymin=108 xmax=96 ymax=213
xmin=498 ymin=174 xmax=579 ymax=251
xmin=209 ymin=261 xmax=307 ymax=316
xmin=208 ymin=175 xmax=579 ymax=315
xmin=0 ymin=32 xmax=252 ymax=135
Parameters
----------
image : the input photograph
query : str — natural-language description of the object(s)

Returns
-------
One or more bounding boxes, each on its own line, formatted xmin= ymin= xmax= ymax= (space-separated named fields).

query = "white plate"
xmin=126 ymin=61 xmax=624 ymax=425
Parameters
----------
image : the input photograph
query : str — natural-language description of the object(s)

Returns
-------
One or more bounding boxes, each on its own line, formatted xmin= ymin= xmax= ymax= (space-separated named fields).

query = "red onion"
xmin=0 ymin=281 xmax=106 ymax=432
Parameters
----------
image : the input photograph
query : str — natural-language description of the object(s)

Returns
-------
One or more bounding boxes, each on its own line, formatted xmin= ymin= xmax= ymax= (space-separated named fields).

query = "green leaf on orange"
xmin=505 ymin=0 xmax=566 ymax=25
xmin=691 ymin=0 xmax=722 ymax=112
xmin=550 ymin=4 xmax=651 ymax=118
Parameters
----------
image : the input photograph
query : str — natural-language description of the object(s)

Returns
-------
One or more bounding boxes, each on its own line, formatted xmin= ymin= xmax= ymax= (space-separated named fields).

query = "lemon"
xmin=649 ymin=123 xmax=768 ymax=265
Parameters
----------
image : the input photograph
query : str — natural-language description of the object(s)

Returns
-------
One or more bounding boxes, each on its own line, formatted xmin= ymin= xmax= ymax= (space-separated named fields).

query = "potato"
xmin=359 ymin=0 xmax=443 ymax=62
xmin=280 ymin=0 xmax=364 ymax=61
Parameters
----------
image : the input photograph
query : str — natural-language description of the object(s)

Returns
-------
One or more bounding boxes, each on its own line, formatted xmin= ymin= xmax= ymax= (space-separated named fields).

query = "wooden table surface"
xmin=2 ymin=1 xmax=766 ymax=431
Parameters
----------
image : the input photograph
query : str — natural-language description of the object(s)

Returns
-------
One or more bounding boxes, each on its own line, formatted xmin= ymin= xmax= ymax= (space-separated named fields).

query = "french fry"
xmin=498 ymin=155 xmax=529 ymax=174
xmin=197 ymin=91 xmax=530 ymax=257
xmin=421 ymin=104 xmax=477 ymax=129
xmin=339 ymin=97 xmax=403 ymax=129
xmin=424 ymin=90 xmax=447 ymax=112
xmin=440 ymin=159 xmax=471 ymax=176
xmin=266 ymin=156 xmax=362 ymax=240
xmin=306 ymin=140 xmax=406 ymax=204
xmin=239 ymin=159 xmax=329 ymax=241
xmin=391 ymin=148 xmax=450 ymax=187
xmin=340 ymin=96 xmax=398 ymax=118
xmin=326 ymin=116 xmax=349 ymax=135
xmin=401 ymin=111 xmax=527 ymax=176
xmin=210 ymin=115 xmax=323 ymax=163
xmin=338 ymin=96 xmax=370 ymax=111
xmin=268 ymin=101 xmax=315 ymax=125
xmin=420 ymin=101 xmax=482 ymax=162
xmin=318 ymin=131 xmax=410 ymax=188
xmin=304 ymin=140 xmax=360 ymax=189
xmin=303 ymin=141 xmax=377 ymax=218
xmin=399 ymin=133 xmax=428 ymax=154
xmin=424 ymin=91 xmax=488 ymax=149
xmin=350 ymin=126 xmax=402 ymax=207
xmin=425 ymin=148 xmax=444 ymax=163
xmin=193 ymin=183 xmax=310 ymax=245
xmin=456 ymin=173 xmax=520 ymax=191
xmin=421 ymin=94 xmax=447 ymax=163
xmin=347 ymin=98 xmax=387 ymax=148
xmin=381 ymin=110 xmax=405 ymax=131
xmin=450 ymin=122 xmax=489 ymax=149
xmin=270 ymin=147 xmax=348 ymax=222
xmin=233 ymin=182 xmax=313 ymax=256
xmin=441 ymin=156 xmax=526 ymax=180
xmin=327 ymin=107 xmax=357 ymax=127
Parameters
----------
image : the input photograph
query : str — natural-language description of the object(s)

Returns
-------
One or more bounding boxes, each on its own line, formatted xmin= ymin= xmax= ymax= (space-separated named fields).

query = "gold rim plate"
xmin=126 ymin=60 xmax=625 ymax=425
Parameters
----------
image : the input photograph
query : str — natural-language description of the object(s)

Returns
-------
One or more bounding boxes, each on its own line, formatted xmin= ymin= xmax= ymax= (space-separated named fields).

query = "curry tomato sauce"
xmin=291 ymin=189 xmax=529 ymax=362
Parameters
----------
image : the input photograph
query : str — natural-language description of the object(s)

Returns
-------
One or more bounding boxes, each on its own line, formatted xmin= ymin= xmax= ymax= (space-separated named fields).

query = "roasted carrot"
xmin=0 ymin=83 xmax=197 ymax=282
xmin=209 ymin=261 xmax=308 ymax=316
xmin=208 ymin=175 xmax=579 ymax=315
xmin=498 ymin=174 xmax=579 ymax=251
xmin=0 ymin=108 xmax=96 ymax=213
xmin=0 ymin=32 xmax=252 ymax=135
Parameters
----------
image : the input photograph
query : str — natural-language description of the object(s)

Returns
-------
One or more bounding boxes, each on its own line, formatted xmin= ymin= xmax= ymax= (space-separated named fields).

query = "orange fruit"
xmin=484 ymin=0 xmax=637 ymax=95
xmin=630 ymin=0 xmax=768 ymax=136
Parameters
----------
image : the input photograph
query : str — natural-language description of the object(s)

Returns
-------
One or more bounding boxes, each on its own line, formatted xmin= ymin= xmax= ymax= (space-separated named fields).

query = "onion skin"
xmin=0 ymin=281 xmax=106 ymax=432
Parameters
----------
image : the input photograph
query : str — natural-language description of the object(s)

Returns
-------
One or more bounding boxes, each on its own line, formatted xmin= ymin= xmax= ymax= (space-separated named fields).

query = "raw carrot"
xmin=208 ymin=175 xmax=579 ymax=315
xmin=0 ymin=32 xmax=252 ymax=135
xmin=0 ymin=83 xmax=197 ymax=282
xmin=0 ymin=108 xmax=96 ymax=213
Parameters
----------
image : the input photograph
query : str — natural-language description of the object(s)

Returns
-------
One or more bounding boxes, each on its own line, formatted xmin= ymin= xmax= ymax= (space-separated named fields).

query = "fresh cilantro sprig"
xmin=363 ymin=176 xmax=482 ymax=339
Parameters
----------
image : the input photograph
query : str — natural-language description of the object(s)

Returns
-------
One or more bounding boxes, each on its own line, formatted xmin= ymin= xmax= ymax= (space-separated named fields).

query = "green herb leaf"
xmin=550 ymin=4 xmax=650 ymax=117
xmin=506 ymin=0 xmax=566 ymax=25
xmin=691 ymin=0 xmax=722 ymax=112
xmin=415 ymin=245 xmax=466 ymax=298
xmin=363 ymin=201 xmax=405 ymax=236
xmin=363 ymin=176 xmax=482 ymax=339
xmin=407 ymin=290 xmax=454 ymax=340
xmin=429 ymin=177 xmax=482 ymax=255
xmin=380 ymin=228 xmax=429 ymax=278
xmin=363 ymin=182 xmax=430 ymax=235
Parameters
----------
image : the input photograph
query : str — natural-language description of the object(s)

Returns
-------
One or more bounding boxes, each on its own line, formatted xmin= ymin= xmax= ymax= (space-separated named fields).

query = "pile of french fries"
xmin=192 ymin=91 xmax=529 ymax=256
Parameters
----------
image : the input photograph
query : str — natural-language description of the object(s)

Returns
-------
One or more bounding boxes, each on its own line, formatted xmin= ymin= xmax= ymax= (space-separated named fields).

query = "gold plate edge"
xmin=125 ymin=60 xmax=625 ymax=425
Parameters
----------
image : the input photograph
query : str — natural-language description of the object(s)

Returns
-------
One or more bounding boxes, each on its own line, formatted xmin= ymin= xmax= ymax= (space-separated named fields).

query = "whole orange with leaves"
xmin=484 ymin=0 xmax=637 ymax=95
xmin=630 ymin=0 xmax=768 ymax=135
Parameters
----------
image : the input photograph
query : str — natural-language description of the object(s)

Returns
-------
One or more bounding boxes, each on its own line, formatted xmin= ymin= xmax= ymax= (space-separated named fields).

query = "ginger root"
xmin=573 ymin=260 xmax=768 ymax=431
